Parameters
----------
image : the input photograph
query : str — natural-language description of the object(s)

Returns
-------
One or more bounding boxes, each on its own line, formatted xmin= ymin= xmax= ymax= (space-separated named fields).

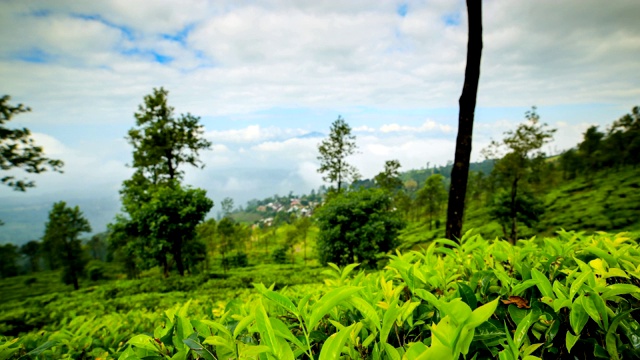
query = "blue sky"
xmin=1 ymin=0 xmax=639 ymax=234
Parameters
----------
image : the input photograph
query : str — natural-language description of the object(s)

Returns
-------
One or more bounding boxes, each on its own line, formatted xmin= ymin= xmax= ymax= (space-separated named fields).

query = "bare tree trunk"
xmin=446 ymin=0 xmax=483 ymax=241
xmin=509 ymin=177 xmax=518 ymax=244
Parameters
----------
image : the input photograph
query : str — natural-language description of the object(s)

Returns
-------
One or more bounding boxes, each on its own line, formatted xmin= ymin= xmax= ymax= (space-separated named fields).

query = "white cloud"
xmin=1 ymin=0 xmax=639 ymax=241
xmin=380 ymin=120 xmax=452 ymax=134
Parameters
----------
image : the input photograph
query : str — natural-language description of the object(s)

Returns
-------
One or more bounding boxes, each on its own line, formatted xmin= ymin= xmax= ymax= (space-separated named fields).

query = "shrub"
xmin=315 ymin=188 xmax=405 ymax=268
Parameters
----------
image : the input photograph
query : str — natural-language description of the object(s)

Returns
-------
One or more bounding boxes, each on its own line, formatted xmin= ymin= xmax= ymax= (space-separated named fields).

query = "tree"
xmin=195 ymin=218 xmax=217 ymax=271
xmin=217 ymin=217 xmax=237 ymax=272
xmin=317 ymin=116 xmax=360 ymax=192
xmin=86 ymin=233 xmax=108 ymax=261
xmin=221 ymin=197 xmax=234 ymax=218
xmin=1 ymin=95 xmax=64 ymax=192
xmin=0 ymin=244 xmax=19 ymax=278
xmin=133 ymin=183 xmax=213 ymax=276
xmin=20 ymin=240 xmax=41 ymax=273
xmin=113 ymin=87 xmax=213 ymax=276
xmin=416 ymin=174 xmax=447 ymax=230
xmin=315 ymin=188 xmax=405 ymax=268
xmin=483 ymin=107 xmax=556 ymax=243
xmin=446 ymin=0 xmax=483 ymax=241
xmin=42 ymin=201 xmax=91 ymax=290
xmin=374 ymin=160 xmax=403 ymax=192
xmin=579 ymin=126 xmax=604 ymax=172
xmin=126 ymin=87 xmax=211 ymax=184
xmin=489 ymin=188 xmax=543 ymax=239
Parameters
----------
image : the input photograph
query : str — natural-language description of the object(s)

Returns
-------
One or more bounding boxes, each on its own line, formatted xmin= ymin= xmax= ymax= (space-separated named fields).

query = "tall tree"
xmin=483 ymin=107 xmax=555 ymax=243
xmin=1 ymin=95 xmax=64 ymax=192
xmin=445 ymin=0 xmax=483 ymax=241
xmin=317 ymin=116 xmax=360 ymax=192
xmin=42 ymin=201 xmax=91 ymax=290
xmin=126 ymin=87 xmax=211 ymax=184
xmin=114 ymin=88 xmax=213 ymax=276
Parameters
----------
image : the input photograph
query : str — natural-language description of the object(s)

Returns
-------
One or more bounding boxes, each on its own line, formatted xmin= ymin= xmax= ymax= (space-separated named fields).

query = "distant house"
xmin=257 ymin=205 xmax=267 ymax=212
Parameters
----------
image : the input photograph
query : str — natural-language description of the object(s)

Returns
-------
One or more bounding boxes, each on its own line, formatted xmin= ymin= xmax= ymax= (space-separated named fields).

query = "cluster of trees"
xmin=559 ymin=106 xmax=640 ymax=179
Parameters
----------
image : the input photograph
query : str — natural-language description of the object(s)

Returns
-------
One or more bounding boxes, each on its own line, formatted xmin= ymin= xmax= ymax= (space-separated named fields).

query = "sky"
xmin=1 ymin=0 xmax=639 ymax=233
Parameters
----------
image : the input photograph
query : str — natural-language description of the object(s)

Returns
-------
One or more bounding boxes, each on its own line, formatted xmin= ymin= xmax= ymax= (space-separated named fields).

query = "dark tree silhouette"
xmin=446 ymin=0 xmax=483 ymax=241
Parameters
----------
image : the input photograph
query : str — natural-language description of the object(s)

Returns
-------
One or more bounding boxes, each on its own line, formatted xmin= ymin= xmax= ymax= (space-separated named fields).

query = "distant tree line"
xmin=559 ymin=106 xmax=640 ymax=179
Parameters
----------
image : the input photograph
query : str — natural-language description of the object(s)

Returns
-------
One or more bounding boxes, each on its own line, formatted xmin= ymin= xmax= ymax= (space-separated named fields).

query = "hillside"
xmin=400 ymin=166 xmax=640 ymax=248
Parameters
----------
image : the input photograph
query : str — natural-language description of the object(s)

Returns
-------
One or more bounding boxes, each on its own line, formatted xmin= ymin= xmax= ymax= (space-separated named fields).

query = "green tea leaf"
xmin=601 ymin=284 xmax=640 ymax=300
xmin=514 ymin=312 xmax=535 ymax=348
xmin=348 ymin=296 xmax=381 ymax=331
xmin=457 ymin=282 xmax=478 ymax=310
xmin=183 ymin=335 xmax=215 ymax=360
xmin=255 ymin=300 xmax=278 ymax=356
xmin=569 ymin=271 xmax=590 ymax=301
xmin=531 ymin=268 xmax=554 ymax=298
xmin=467 ymin=298 xmax=499 ymax=328
xmin=233 ymin=313 xmax=255 ymax=339
xmin=262 ymin=289 xmax=298 ymax=315
xmin=380 ymin=300 xmax=402 ymax=345
xmin=20 ymin=340 xmax=59 ymax=358
xmin=569 ymin=300 xmax=588 ymax=335
xmin=318 ymin=323 xmax=355 ymax=360
xmin=308 ymin=286 xmax=361 ymax=330
xmin=203 ymin=336 xmax=235 ymax=353
xmin=126 ymin=334 xmax=159 ymax=352
xmin=384 ymin=343 xmax=401 ymax=360
xmin=566 ymin=332 xmax=579 ymax=353
xmin=341 ymin=263 xmax=360 ymax=281
xmin=511 ymin=279 xmax=539 ymax=297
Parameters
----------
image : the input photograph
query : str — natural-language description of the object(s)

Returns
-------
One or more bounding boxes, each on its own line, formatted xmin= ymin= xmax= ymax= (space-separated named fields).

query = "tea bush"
xmin=3 ymin=231 xmax=640 ymax=359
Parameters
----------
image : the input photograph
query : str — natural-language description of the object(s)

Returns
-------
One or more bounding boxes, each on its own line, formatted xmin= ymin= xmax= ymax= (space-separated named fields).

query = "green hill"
xmin=400 ymin=166 xmax=640 ymax=248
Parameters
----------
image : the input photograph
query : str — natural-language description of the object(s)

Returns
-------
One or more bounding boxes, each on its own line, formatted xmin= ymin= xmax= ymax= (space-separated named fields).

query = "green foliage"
xmin=222 ymin=251 xmax=249 ymax=268
xmin=416 ymin=174 xmax=447 ymax=230
xmin=42 ymin=201 xmax=91 ymax=290
xmin=0 ymin=264 xmax=325 ymax=358
xmin=483 ymin=107 xmax=556 ymax=243
xmin=374 ymin=160 xmax=403 ymax=192
xmin=0 ymin=95 xmax=63 ymax=192
xmin=20 ymin=240 xmax=41 ymax=273
xmin=317 ymin=116 xmax=359 ymax=192
xmin=315 ymin=188 xmax=405 ymax=268
xmin=77 ymin=230 xmax=640 ymax=360
xmin=128 ymin=183 xmax=213 ymax=276
xmin=0 ymin=244 xmax=19 ymax=278
xmin=220 ymin=197 xmax=234 ymax=217
xmin=490 ymin=188 xmax=544 ymax=237
xmin=559 ymin=105 xmax=640 ymax=175
xmin=126 ymin=87 xmax=211 ymax=183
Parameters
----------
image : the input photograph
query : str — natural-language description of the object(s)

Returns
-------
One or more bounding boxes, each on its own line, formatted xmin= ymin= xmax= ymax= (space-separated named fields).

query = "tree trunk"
xmin=446 ymin=0 xmax=483 ymax=241
xmin=509 ymin=177 xmax=518 ymax=244
xmin=174 ymin=243 xmax=185 ymax=276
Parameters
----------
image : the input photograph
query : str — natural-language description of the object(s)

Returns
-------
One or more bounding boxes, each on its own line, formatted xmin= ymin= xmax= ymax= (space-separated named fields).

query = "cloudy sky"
xmin=1 ymin=0 xmax=639 ymax=223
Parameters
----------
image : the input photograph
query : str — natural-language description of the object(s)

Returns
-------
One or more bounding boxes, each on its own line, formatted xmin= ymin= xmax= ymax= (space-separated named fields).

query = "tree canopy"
xmin=315 ymin=188 xmax=405 ymax=268
xmin=317 ymin=116 xmax=359 ymax=192
xmin=1 ymin=95 xmax=63 ymax=192
xmin=483 ymin=107 xmax=555 ymax=242
xmin=126 ymin=87 xmax=211 ymax=184
xmin=374 ymin=159 xmax=403 ymax=192
xmin=42 ymin=201 xmax=91 ymax=290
